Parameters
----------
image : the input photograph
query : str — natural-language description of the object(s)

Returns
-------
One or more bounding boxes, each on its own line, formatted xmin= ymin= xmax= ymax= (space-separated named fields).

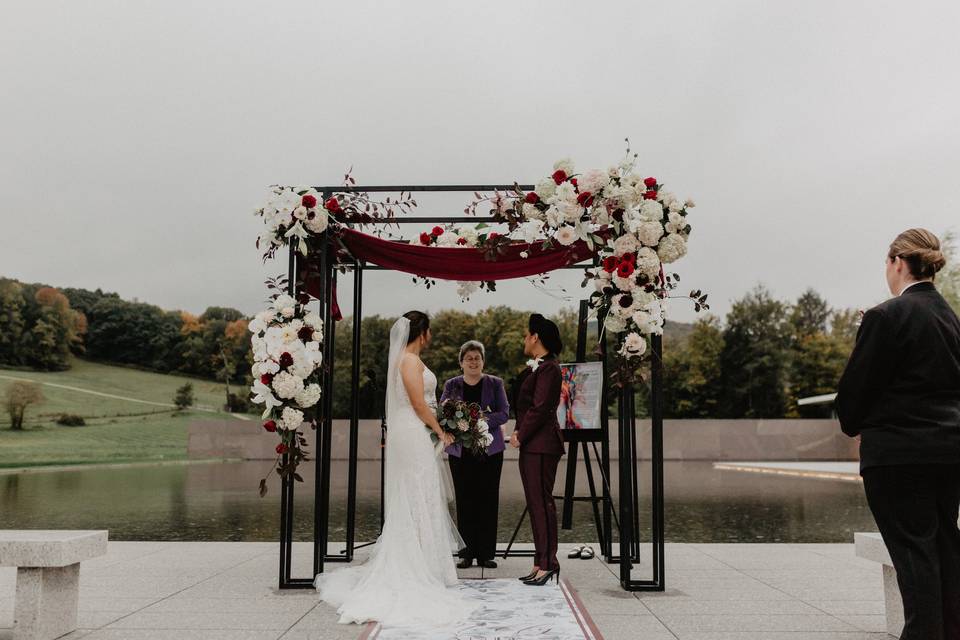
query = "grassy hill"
xmin=0 ymin=358 xmax=249 ymax=468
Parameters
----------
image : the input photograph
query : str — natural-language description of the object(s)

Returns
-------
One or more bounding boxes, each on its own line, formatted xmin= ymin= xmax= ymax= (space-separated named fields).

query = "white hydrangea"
xmin=295 ymin=383 xmax=321 ymax=409
xmin=545 ymin=206 xmax=564 ymax=228
xmin=535 ymin=178 xmax=557 ymax=200
xmin=553 ymin=181 xmax=577 ymax=203
xmin=612 ymin=233 xmax=640 ymax=257
xmin=280 ymin=406 xmax=305 ymax=431
xmin=612 ymin=272 xmax=638 ymax=292
xmin=578 ymin=168 xmax=608 ymax=195
xmin=636 ymin=247 xmax=662 ymax=278
xmin=436 ymin=231 xmax=461 ymax=247
xmin=557 ymin=199 xmax=583 ymax=223
xmin=619 ymin=332 xmax=647 ymax=358
xmin=657 ymin=233 xmax=687 ymax=263
xmin=273 ymin=294 xmax=296 ymax=312
xmin=456 ymin=225 xmax=480 ymax=245
xmin=553 ymin=158 xmax=575 ymax=175
xmin=521 ymin=203 xmax=543 ymax=221
xmin=604 ymin=312 xmax=627 ymax=334
xmin=611 ymin=293 xmax=638 ymax=319
xmin=632 ymin=299 xmax=664 ymax=335
xmin=640 ymin=200 xmax=664 ymax=220
xmin=272 ymin=371 xmax=305 ymax=400
xmin=637 ymin=220 xmax=665 ymax=247
xmin=304 ymin=211 xmax=329 ymax=234
xmin=555 ymin=226 xmax=577 ymax=246
xmin=658 ymin=191 xmax=679 ymax=208
xmin=457 ymin=281 xmax=480 ymax=299
xmin=303 ymin=312 xmax=323 ymax=331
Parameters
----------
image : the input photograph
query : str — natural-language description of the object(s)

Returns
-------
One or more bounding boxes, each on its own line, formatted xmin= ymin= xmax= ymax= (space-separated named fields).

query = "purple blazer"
xmin=440 ymin=374 xmax=510 ymax=457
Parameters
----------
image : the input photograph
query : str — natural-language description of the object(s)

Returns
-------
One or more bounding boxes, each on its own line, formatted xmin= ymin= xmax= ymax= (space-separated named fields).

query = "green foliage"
xmin=0 ymin=280 xmax=85 ymax=370
xmin=173 ymin=383 xmax=194 ymax=410
xmin=5 ymin=381 xmax=44 ymax=430
xmin=56 ymin=414 xmax=86 ymax=427
xmin=663 ymin=316 xmax=724 ymax=418
xmin=938 ymin=230 xmax=960 ymax=314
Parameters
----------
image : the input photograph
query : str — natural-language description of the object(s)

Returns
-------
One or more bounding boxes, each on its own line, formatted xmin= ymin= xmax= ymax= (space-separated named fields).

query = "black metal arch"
xmin=276 ymin=184 xmax=665 ymax=592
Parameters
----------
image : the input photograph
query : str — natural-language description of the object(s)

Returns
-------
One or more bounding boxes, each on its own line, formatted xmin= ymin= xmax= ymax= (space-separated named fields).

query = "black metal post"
xmin=345 ymin=261 xmax=363 ymax=561
xmin=650 ymin=333 xmax=666 ymax=584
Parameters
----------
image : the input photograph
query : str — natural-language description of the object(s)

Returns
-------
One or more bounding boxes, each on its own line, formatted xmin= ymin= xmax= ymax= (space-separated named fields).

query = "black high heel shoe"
xmin=518 ymin=569 xmax=539 ymax=581
xmin=523 ymin=568 xmax=560 ymax=586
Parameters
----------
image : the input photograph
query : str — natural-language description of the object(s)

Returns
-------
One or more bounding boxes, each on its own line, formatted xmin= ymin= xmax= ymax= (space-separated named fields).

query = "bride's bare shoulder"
xmin=399 ymin=352 xmax=424 ymax=370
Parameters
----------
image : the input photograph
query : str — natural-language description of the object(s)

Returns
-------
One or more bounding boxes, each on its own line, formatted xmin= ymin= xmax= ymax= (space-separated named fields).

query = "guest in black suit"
xmin=837 ymin=228 xmax=960 ymax=640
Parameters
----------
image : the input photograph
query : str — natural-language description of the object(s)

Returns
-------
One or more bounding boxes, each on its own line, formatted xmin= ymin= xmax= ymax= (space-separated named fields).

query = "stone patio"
xmin=0 ymin=542 xmax=891 ymax=639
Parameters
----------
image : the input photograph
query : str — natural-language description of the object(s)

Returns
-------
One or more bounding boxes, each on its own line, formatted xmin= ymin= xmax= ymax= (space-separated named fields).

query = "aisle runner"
xmin=360 ymin=577 xmax=602 ymax=640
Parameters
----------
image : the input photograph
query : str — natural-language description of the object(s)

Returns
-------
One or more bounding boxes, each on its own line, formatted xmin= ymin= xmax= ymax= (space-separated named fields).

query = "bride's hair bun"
xmin=403 ymin=310 xmax=430 ymax=344
xmin=888 ymin=228 xmax=947 ymax=279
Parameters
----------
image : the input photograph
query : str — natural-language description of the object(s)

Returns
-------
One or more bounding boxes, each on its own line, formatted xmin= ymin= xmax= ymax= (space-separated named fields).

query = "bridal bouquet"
xmin=433 ymin=399 xmax=494 ymax=455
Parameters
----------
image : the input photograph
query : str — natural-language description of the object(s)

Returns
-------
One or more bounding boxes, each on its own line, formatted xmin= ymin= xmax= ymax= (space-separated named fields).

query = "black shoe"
xmin=456 ymin=558 xmax=474 ymax=569
xmin=478 ymin=559 xmax=497 ymax=569
xmin=518 ymin=569 xmax=538 ymax=581
xmin=523 ymin=568 xmax=560 ymax=586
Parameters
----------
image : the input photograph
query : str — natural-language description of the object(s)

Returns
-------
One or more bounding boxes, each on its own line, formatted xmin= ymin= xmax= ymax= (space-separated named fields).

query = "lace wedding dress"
xmin=315 ymin=317 xmax=475 ymax=629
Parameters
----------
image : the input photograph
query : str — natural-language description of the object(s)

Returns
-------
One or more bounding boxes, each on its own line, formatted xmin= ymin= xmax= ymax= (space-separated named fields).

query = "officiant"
xmin=441 ymin=340 xmax=510 ymax=569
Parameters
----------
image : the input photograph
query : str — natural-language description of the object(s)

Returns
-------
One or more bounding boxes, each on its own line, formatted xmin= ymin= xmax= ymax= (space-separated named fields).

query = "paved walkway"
xmin=0 ymin=542 xmax=890 ymax=639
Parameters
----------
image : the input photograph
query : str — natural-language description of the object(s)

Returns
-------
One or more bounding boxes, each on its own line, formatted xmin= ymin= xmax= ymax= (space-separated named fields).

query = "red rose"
xmin=301 ymin=194 xmax=317 ymax=208
xmin=524 ymin=192 xmax=540 ymax=204
xmin=275 ymin=443 xmax=288 ymax=455
xmin=324 ymin=197 xmax=341 ymax=213
xmin=602 ymin=256 xmax=619 ymax=273
xmin=279 ymin=352 xmax=294 ymax=369
xmin=431 ymin=226 xmax=444 ymax=236
xmin=576 ymin=191 xmax=594 ymax=207
xmin=419 ymin=232 xmax=432 ymax=245
xmin=643 ymin=190 xmax=658 ymax=200
xmin=260 ymin=374 xmax=273 ymax=386
xmin=457 ymin=237 xmax=467 ymax=245
xmin=621 ymin=252 xmax=636 ymax=265
xmin=263 ymin=420 xmax=277 ymax=433
xmin=551 ymin=169 xmax=567 ymax=185
xmin=643 ymin=177 xmax=657 ymax=188
xmin=488 ymin=232 xmax=499 ymax=240
xmin=297 ymin=326 xmax=314 ymax=341
xmin=617 ymin=261 xmax=635 ymax=278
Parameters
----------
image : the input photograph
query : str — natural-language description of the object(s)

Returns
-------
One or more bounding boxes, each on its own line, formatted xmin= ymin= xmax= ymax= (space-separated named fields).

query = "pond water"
xmin=0 ymin=460 xmax=877 ymax=543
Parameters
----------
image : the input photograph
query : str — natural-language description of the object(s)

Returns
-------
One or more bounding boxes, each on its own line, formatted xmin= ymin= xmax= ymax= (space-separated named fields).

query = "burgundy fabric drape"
xmin=303 ymin=228 xmax=599 ymax=320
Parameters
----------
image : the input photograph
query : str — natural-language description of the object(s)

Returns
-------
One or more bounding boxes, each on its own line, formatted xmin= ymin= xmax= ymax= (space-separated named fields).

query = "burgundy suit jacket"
xmin=513 ymin=355 xmax=565 ymax=456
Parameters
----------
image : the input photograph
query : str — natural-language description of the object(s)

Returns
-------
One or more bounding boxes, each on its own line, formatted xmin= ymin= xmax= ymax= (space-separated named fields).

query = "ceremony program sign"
xmin=557 ymin=362 xmax=603 ymax=430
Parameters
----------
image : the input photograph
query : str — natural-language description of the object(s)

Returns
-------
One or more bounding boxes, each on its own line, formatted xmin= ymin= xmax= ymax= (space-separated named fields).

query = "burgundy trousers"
xmin=519 ymin=451 xmax=562 ymax=571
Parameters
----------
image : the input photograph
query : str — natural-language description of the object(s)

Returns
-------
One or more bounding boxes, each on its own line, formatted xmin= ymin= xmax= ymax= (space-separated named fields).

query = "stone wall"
xmin=189 ymin=418 xmax=858 ymax=461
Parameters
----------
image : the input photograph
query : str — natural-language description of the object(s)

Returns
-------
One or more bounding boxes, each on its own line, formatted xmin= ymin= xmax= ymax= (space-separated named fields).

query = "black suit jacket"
xmin=837 ymin=282 xmax=960 ymax=471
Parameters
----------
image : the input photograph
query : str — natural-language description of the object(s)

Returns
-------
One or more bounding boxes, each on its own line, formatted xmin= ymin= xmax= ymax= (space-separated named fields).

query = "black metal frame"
xmin=274 ymin=184 xmax=665 ymax=592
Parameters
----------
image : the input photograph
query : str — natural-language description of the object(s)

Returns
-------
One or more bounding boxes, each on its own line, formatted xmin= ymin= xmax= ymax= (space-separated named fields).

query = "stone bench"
xmin=0 ymin=530 xmax=108 ymax=640
xmin=854 ymin=532 xmax=902 ymax=638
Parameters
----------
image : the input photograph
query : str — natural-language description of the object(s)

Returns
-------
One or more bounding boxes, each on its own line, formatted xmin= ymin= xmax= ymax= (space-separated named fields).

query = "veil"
xmin=385 ymin=316 xmax=411 ymax=430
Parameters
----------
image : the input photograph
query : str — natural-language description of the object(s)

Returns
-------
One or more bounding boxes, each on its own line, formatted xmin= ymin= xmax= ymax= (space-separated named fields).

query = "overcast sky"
xmin=2 ymin=1 xmax=959 ymax=325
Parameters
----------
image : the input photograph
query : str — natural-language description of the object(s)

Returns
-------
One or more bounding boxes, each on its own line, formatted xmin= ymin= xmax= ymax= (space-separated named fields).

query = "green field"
xmin=0 ymin=358 xmax=250 ymax=467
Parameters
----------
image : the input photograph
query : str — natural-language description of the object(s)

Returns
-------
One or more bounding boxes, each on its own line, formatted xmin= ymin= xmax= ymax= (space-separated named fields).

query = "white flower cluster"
xmin=256 ymin=187 xmax=329 ymax=256
xmin=249 ymin=294 xmax=324 ymax=431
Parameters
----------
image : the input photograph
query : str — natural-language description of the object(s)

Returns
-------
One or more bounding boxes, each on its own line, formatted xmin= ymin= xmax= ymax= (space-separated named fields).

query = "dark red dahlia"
xmin=551 ymin=169 xmax=567 ymax=185
xmin=279 ymin=352 xmax=294 ymax=369
xmin=302 ymin=194 xmax=317 ymax=208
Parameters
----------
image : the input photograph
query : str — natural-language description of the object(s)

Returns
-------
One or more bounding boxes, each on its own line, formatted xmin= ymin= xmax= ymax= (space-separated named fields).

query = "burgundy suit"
xmin=513 ymin=355 xmax=565 ymax=571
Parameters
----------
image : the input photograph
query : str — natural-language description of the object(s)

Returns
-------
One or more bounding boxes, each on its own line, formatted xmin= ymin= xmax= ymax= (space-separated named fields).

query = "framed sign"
xmin=557 ymin=361 xmax=603 ymax=430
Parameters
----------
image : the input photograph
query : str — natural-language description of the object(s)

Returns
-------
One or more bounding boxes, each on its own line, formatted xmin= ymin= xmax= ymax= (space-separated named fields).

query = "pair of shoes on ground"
xmin=457 ymin=558 xmax=498 ymax=569
xmin=567 ymin=545 xmax=595 ymax=560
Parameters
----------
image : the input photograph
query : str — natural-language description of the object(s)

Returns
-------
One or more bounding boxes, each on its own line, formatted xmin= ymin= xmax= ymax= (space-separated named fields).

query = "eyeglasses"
xmin=462 ymin=356 xmax=483 ymax=364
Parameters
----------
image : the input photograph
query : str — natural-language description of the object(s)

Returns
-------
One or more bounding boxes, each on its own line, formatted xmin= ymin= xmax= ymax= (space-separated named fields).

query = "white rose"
xmin=632 ymin=299 xmax=664 ymax=335
xmin=668 ymin=199 xmax=684 ymax=213
xmin=303 ymin=312 xmax=323 ymax=330
xmin=657 ymin=233 xmax=687 ymax=263
xmin=637 ymin=220 xmax=665 ymax=247
xmin=482 ymin=433 xmax=494 ymax=447
xmin=279 ymin=324 xmax=300 ymax=344
xmin=281 ymin=306 xmax=295 ymax=318
xmin=535 ymin=178 xmax=557 ymax=200
xmin=684 ymin=198 xmax=696 ymax=208
xmin=273 ymin=294 xmax=296 ymax=312
xmin=272 ymin=371 xmax=305 ymax=400
xmin=280 ymin=406 xmax=305 ymax=431
xmin=578 ymin=168 xmax=607 ymax=195
xmin=604 ymin=312 xmax=627 ymax=334
xmin=659 ymin=191 xmax=678 ymax=208
xmin=553 ymin=158 xmax=575 ymax=175
xmin=554 ymin=226 xmax=577 ymax=246
xmin=619 ymin=332 xmax=647 ymax=358
xmin=613 ymin=233 xmax=640 ymax=257
xmin=275 ymin=189 xmax=300 ymax=216
xmin=456 ymin=281 xmax=480 ymax=299
xmin=522 ymin=202 xmax=543 ymax=221
xmin=457 ymin=225 xmax=479 ymax=245
xmin=557 ymin=199 xmax=583 ymax=223
xmin=665 ymin=212 xmax=686 ymax=235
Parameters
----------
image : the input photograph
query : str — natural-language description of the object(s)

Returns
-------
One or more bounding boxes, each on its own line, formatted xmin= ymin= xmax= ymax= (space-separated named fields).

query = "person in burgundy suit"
xmin=440 ymin=340 xmax=510 ymax=569
xmin=510 ymin=313 xmax=565 ymax=586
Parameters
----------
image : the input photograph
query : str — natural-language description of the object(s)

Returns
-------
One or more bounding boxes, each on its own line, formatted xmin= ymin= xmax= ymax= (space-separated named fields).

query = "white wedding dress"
xmin=315 ymin=318 xmax=476 ymax=629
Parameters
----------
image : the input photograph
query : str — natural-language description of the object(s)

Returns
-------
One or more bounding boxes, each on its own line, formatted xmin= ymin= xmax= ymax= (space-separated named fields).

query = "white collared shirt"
xmin=898 ymin=280 xmax=927 ymax=296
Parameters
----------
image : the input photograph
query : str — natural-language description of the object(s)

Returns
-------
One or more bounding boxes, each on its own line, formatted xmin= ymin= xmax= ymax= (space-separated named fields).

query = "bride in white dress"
xmin=315 ymin=311 xmax=478 ymax=628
